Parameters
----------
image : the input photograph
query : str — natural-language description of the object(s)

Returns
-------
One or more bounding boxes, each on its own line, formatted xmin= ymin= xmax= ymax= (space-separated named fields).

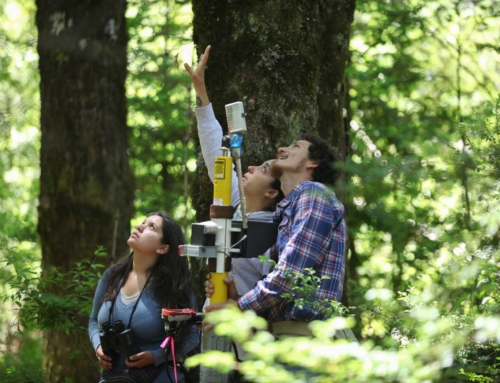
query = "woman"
xmin=184 ymin=46 xmax=284 ymax=295
xmin=88 ymin=212 xmax=199 ymax=383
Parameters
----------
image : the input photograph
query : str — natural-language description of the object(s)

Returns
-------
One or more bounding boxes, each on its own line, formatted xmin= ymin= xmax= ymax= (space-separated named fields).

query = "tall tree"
xmin=190 ymin=2 xmax=355 ymax=381
xmin=190 ymin=0 xmax=355 ymax=309
xmin=191 ymin=0 xmax=355 ymax=219
xmin=36 ymin=1 xmax=133 ymax=381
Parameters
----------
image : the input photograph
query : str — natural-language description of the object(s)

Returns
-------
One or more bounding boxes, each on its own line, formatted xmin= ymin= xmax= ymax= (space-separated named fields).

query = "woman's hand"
xmin=125 ymin=350 xmax=155 ymax=368
xmin=96 ymin=345 xmax=113 ymax=371
xmin=184 ymin=45 xmax=211 ymax=107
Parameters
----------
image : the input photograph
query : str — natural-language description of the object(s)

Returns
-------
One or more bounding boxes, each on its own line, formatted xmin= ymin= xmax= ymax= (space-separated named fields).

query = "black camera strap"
xmin=108 ymin=272 xmax=154 ymax=328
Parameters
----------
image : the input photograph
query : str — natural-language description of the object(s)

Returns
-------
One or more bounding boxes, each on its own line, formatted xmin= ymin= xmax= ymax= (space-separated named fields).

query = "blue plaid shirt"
xmin=238 ymin=181 xmax=346 ymax=322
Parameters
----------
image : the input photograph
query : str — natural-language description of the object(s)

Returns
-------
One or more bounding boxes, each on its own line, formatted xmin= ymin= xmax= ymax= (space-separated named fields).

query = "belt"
xmin=271 ymin=320 xmax=358 ymax=342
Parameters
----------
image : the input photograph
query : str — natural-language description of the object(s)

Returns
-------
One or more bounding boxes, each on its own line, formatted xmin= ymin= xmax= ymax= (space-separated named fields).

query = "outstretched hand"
xmin=184 ymin=45 xmax=211 ymax=106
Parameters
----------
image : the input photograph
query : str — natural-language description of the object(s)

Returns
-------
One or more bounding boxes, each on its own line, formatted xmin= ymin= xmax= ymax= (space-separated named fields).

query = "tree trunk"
xmin=191 ymin=0 xmax=355 ymax=220
xmin=191 ymin=0 xmax=355 ymax=288
xmin=190 ymin=1 xmax=355 ymax=381
xmin=36 ymin=1 xmax=133 ymax=381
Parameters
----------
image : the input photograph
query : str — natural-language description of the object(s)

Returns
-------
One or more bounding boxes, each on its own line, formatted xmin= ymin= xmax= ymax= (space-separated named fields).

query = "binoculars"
xmin=99 ymin=320 xmax=140 ymax=363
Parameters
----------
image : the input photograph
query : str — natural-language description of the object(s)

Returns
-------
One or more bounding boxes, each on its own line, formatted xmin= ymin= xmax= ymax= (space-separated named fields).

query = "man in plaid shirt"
xmin=237 ymin=133 xmax=345 ymax=324
xmin=206 ymin=133 xmax=346 ymax=329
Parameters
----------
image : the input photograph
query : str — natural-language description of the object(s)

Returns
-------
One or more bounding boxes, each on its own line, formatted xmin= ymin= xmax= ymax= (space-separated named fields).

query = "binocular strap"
xmin=108 ymin=273 xmax=154 ymax=328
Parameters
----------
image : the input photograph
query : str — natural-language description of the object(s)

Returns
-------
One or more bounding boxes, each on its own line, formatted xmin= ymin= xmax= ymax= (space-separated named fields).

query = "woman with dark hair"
xmin=88 ymin=212 xmax=199 ymax=382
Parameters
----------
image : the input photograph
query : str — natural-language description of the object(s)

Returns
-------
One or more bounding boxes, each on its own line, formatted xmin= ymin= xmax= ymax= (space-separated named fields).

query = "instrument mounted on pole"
xmin=178 ymin=101 xmax=278 ymax=303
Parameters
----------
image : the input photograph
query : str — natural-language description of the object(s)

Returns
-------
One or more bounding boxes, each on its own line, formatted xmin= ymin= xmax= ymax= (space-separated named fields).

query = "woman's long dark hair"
xmin=103 ymin=212 xmax=195 ymax=345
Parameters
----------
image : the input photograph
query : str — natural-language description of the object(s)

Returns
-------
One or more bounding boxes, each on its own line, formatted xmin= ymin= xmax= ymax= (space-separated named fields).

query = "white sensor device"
xmin=225 ymin=102 xmax=247 ymax=134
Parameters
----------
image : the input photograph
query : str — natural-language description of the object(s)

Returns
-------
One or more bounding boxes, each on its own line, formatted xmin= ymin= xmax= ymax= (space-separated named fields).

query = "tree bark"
xmin=191 ymin=0 xmax=355 ymax=221
xmin=191 ymin=0 xmax=355 ymax=293
xmin=190 ymin=1 xmax=355 ymax=382
xmin=36 ymin=1 xmax=133 ymax=381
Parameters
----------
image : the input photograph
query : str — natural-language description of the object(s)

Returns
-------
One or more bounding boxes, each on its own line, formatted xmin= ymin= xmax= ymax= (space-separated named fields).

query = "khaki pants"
xmin=271 ymin=321 xmax=358 ymax=342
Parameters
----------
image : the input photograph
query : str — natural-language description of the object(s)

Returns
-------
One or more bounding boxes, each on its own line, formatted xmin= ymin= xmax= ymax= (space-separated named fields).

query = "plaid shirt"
xmin=238 ymin=181 xmax=346 ymax=322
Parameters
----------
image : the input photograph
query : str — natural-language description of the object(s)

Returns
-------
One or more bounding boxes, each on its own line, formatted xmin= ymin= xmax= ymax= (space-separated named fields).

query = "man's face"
xmin=242 ymin=160 xmax=276 ymax=198
xmin=272 ymin=140 xmax=312 ymax=177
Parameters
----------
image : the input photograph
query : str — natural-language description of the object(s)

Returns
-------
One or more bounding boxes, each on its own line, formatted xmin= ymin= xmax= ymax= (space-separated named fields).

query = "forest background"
xmin=1 ymin=0 xmax=500 ymax=382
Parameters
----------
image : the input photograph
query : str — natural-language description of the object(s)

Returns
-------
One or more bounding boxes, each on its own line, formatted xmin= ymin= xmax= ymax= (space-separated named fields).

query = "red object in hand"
xmin=162 ymin=308 xmax=197 ymax=317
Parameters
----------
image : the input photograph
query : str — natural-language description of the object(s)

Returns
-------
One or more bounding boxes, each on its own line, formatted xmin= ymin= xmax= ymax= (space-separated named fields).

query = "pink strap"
xmin=160 ymin=336 xmax=178 ymax=383
xmin=160 ymin=336 xmax=170 ymax=349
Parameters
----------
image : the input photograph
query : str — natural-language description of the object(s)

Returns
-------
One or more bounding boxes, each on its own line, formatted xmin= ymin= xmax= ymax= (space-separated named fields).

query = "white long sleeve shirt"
xmin=195 ymin=104 xmax=271 ymax=295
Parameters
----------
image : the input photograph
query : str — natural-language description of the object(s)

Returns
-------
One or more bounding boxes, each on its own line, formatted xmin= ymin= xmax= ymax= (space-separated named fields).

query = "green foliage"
xmin=126 ymin=0 xmax=196 ymax=229
xmin=460 ymin=95 xmax=500 ymax=180
xmin=345 ymin=0 xmax=500 ymax=299
xmin=189 ymin=307 xmax=453 ymax=382
xmin=0 ymin=0 xmax=42 ymax=375
xmin=1 ymin=244 xmax=106 ymax=334
xmin=0 ymin=330 xmax=45 ymax=382
xmin=187 ymin=245 xmax=500 ymax=382
xmin=0 ymin=0 xmax=40 ymax=244
xmin=358 ymin=244 xmax=500 ymax=381
xmin=281 ymin=267 xmax=350 ymax=318
xmin=0 ymin=352 xmax=47 ymax=383
xmin=460 ymin=369 xmax=494 ymax=383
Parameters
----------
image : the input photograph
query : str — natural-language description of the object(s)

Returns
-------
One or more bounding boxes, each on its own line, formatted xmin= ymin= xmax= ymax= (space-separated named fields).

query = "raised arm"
xmin=184 ymin=46 xmax=240 ymax=207
xmin=184 ymin=45 xmax=211 ymax=107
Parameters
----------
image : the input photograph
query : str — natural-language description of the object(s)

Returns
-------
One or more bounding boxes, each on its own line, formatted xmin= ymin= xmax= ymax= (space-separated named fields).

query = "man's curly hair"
xmin=299 ymin=132 xmax=340 ymax=185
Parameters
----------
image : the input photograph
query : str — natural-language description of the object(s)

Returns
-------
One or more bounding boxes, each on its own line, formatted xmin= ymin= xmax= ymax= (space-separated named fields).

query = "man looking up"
xmin=206 ymin=133 xmax=346 ymax=333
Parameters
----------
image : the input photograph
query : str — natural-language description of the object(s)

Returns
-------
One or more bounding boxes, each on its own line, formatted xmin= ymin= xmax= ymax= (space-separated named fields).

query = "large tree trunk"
xmin=191 ymin=0 xmax=355 ymax=221
xmin=36 ymin=1 xmax=133 ymax=381
xmin=190 ymin=1 xmax=355 ymax=382
xmin=191 ymin=0 xmax=355 ymax=295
